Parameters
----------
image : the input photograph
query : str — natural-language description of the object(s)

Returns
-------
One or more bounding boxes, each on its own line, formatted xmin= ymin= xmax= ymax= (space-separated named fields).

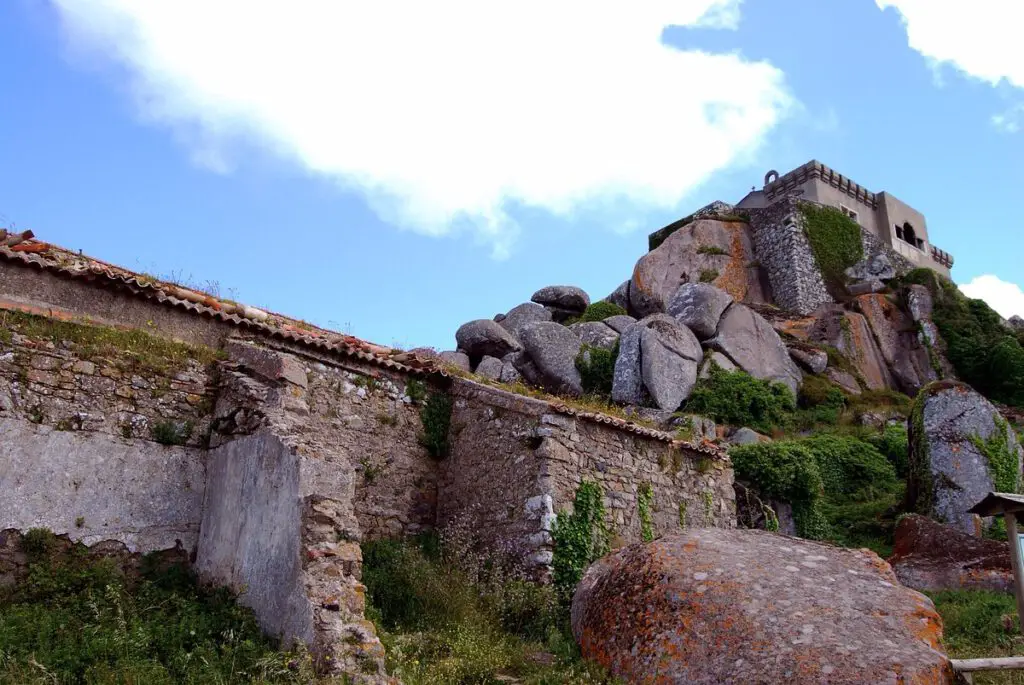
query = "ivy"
xmin=970 ymin=417 xmax=1020 ymax=494
xmin=551 ymin=481 xmax=611 ymax=603
xmin=907 ymin=387 xmax=933 ymax=516
xmin=798 ymin=203 xmax=864 ymax=295
xmin=419 ymin=392 xmax=453 ymax=459
xmin=730 ymin=441 xmax=827 ymax=538
xmin=701 ymin=491 xmax=714 ymax=526
xmin=637 ymin=484 xmax=654 ymax=542
xmin=678 ymin=501 xmax=688 ymax=528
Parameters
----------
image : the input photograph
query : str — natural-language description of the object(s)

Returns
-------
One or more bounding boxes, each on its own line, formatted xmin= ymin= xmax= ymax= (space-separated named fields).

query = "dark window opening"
xmin=896 ymin=221 xmax=923 ymax=250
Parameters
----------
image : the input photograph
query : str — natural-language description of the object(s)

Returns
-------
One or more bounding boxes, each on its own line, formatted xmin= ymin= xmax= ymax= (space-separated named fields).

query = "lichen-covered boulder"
xmin=474 ymin=355 xmax=504 ymax=380
xmin=568 ymin=321 xmax=618 ymax=351
xmin=612 ymin=315 xmax=701 ymax=410
xmin=531 ymin=285 xmax=590 ymax=322
xmin=515 ymin=322 xmax=583 ymax=396
xmin=845 ymin=252 xmax=897 ymax=283
xmin=706 ymin=303 xmax=802 ymax=395
xmin=498 ymin=302 xmax=552 ymax=339
xmin=604 ymin=281 xmax=632 ymax=315
xmin=666 ymin=282 xmax=733 ymax=340
xmin=572 ymin=530 xmax=953 ymax=685
xmin=455 ymin=320 xmax=522 ymax=365
xmin=437 ymin=350 xmax=471 ymax=372
xmin=629 ymin=218 xmax=770 ymax=317
xmin=889 ymin=514 xmax=1013 ymax=593
xmin=857 ymin=293 xmax=941 ymax=394
xmin=602 ymin=314 xmax=636 ymax=334
xmin=908 ymin=381 xmax=1024 ymax=535
xmin=788 ymin=344 xmax=827 ymax=375
xmin=809 ymin=307 xmax=892 ymax=391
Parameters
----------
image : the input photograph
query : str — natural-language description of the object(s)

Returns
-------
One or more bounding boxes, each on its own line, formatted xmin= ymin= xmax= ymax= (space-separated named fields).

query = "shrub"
xmin=866 ymin=424 xmax=910 ymax=478
xmin=800 ymin=433 xmax=899 ymax=499
xmin=574 ymin=342 xmax=618 ymax=397
xmin=797 ymin=375 xmax=847 ymax=426
xmin=419 ymin=392 xmax=453 ymax=458
xmin=798 ymin=203 xmax=864 ymax=295
xmin=729 ymin=441 xmax=828 ymax=538
xmin=684 ymin=364 xmax=796 ymax=434
xmin=576 ymin=301 xmax=627 ymax=323
xmin=150 ymin=419 xmax=192 ymax=446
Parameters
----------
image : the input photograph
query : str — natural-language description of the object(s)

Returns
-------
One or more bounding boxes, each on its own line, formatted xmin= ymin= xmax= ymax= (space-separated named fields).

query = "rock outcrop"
xmin=629 ymin=218 xmax=769 ymax=317
xmin=531 ymin=285 xmax=590 ymax=322
xmin=857 ymin=293 xmax=939 ymax=394
xmin=889 ymin=514 xmax=1013 ymax=593
xmin=667 ymin=282 xmax=733 ymax=340
xmin=515 ymin=322 xmax=584 ymax=396
xmin=907 ymin=381 xmax=1024 ymax=535
xmin=612 ymin=315 xmax=701 ymax=410
xmin=809 ymin=307 xmax=892 ymax=391
xmin=707 ymin=303 xmax=802 ymax=394
xmin=498 ymin=302 xmax=552 ymax=339
xmin=455 ymin=320 xmax=523 ymax=365
xmin=568 ymin=321 xmax=618 ymax=351
xmin=572 ymin=530 xmax=953 ymax=684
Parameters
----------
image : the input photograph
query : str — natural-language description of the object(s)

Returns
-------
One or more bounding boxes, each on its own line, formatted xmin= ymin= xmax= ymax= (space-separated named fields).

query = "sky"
xmin=1 ymin=0 xmax=1023 ymax=351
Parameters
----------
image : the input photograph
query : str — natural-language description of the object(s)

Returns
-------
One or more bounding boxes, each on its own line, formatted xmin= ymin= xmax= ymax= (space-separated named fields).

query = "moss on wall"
xmin=798 ymin=203 xmax=864 ymax=295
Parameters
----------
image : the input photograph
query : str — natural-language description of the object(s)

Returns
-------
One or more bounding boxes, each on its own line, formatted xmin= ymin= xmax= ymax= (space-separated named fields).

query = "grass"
xmin=930 ymin=590 xmax=1024 ymax=684
xmin=362 ymin=536 xmax=617 ymax=685
xmin=0 ymin=530 xmax=323 ymax=684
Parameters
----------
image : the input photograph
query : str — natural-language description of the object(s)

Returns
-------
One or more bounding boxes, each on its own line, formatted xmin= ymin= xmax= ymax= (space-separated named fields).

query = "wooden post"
xmin=1004 ymin=513 xmax=1024 ymax=636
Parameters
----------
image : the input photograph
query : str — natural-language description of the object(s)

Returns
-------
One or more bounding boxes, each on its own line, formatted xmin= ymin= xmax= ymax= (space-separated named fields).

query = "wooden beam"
xmin=1005 ymin=513 xmax=1024 ymax=636
xmin=951 ymin=656 xmax=1024 ymax=672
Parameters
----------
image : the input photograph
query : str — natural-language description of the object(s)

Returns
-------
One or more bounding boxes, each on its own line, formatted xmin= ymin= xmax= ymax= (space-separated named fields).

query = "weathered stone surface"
xmin=516 ymin=322 xmax=584 ymax=396
xmin=474 ymin=355 xmax=504 ymax=380
xmin=846 ymin=279 xmax=885 ymax=296
xmin=826 ymin=368 xmax=862 ymax=395
xmin=845 ymin=252 xmax=897 ymax=283
xmin=667 ymin=283 xmax=733 ymax=340
xmin=455 ymin=319 xmax=523 ymax=364
xmin=568 ymin=321 xmax=619 ymax=351
xmin=531 ymin=285 xmax=590 ymax=313
xmin=1008 ymin=315 xmax=1024 ymax=332
xmin=889 ymin=514 xmax=1013 ymax=593
xmin=438 ymin=350 xmax=471 ymax=372
xmin=612 ymin=315 xmax=701 ymax=409
xmin=226 ymin=339 xmax=308 ymax=388
xmin=630 ymin=218 xmax=769 ymax=317
xmin=905 ymin=285 xmax=934 ymax=323
xmin=908 ymin=381 xmax=1024 ymax=535
xmin=698 ymin=351 xmax=737 ymax=379
xmin=788 ymin=345 xmax=827 ymax=374
xmin=857 ymin=293 xmax=939 ymax=394
xmin=498 ymin=302 xmax=552 ymax=339
xmin=604 ymin=281 xmax=631 ymax=315
xmin=572 ymin=530 xmax=952 ymax=685
xmin=499 ymin=353 xmax=523 ymax=384
xmin=707 ymin=303 xmax=801 ymax=394
xmin=602 ymin=314 xmax=636 ymax=334
xmin=809 ymin=307 xmax=891 ymax=391
xmin=728 ymin=427 xmax=768 ymax=446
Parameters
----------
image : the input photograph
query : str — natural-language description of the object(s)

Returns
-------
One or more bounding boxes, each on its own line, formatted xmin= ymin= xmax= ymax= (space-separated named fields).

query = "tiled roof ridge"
xmin=0 ymin=234 xmax=441 ymax=375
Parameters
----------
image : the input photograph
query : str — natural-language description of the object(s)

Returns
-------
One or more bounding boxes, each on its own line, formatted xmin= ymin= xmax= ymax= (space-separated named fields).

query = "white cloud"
xmin=961 ymin=274 xmax=1024 ymax=320
xmin=876 ymin=1 xmax=1024 ymax=88
xmin=992 ymin=104 xmax=1024 ymax=133
xmin=50 ymin=0 xmax=792 ymax=258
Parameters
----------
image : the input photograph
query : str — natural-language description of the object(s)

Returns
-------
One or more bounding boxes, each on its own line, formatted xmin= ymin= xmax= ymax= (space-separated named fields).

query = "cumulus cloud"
xmin=876 ymin=1 xmax=1024 ymax=88
xmin=50 ymin=0 xmax=793 ymax=257
xmin=961 ymin=274 xmax=1024 ymax=320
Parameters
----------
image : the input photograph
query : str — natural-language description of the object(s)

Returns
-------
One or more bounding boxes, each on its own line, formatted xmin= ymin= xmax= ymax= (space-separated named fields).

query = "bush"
xmin=684 ymin=364 xmax=796 ymax=434
xmin=866 ymin=424 xmax=910 ymax=478
xmin=729 ymin=442 xmax=827 ymax=538
xmin=419 ymin=392 xmax=453 ymax=458
xmin=798 ymin=203 xmax=864 ymax=295
xmin=576 ymin=301 xmax=626 ymax=323
xmin=797 ymin=375 xmax=847 ymax=426
xmin=800 ymin=433 xmax=899 ymax=499
xmin=575 ymin=343 xmax=618 ymax=397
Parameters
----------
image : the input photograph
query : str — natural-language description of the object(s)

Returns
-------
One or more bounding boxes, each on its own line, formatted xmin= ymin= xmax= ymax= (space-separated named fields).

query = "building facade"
xmin=736 ymin=160 xmax=953 ymax=277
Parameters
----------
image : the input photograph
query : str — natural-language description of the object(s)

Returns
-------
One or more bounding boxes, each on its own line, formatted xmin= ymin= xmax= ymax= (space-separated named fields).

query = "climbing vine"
xmin=637 ymin=483 xmax=654 ymax=542
xmin=678 ymin=501 xmax=688 ymax=528
xmin=971 ymin=417 xmax=1020 ymax=494
xmin=418 ymin=392 xmax=453 ymax=459
xmin=551 ymin=481 xmax=611 ymax=603
xmin=798 ymin=203 xmax=864 ymax=295
xmin=907 ymin=387 xmax=933 ymax=516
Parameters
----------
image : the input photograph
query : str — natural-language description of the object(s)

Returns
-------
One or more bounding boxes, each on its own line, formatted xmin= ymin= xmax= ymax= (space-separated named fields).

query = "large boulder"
xmin=474 ymin=355 xmax=504 ymax=381
xmin=612 ymin=315 xmax=701 ymax=410
xmin=531 ymin=285 xmax=590 ymax=322
xmin=572 ymin=530 xmax=952 ymax=684
xmin=809 ymin=307 xmax=892 ymax=391
xmin=889 ymin=514 xmax=1013 ymax=593
xmin=667 ymin=283 xmax=733 ymax=340
xmin=437 ymin=350 xmax=471 ymax=372
xmin=857 ymin=293 xmax=941 ymax=394
xmin=629 ymin=218 xmax=770 ymax=317
xmin=787 ymin=344 xmax=827 ymax=375
xmin=604 ymin=281 xmax=632 ymax=315
xmin=908 ymin=381 xmax=1024 ymax=535
xmin=1008 ymin=315 xmax=1024 ymax=332
xmin=602 ymin=314 xmax=636 ymax=334
xmin=568 ymin=321 xmax=618 ymax=351
xmin=498 ymin=302 xmax=552 ymax=339
xmin=845 ymin=252 xmax=897 ymax=283
xmin=455 ymin=320 xmax=522 ymax=365
xmin=706 ymin=303 xmax=802 ymax=395
xmin=515 ymin=322 xmax=583 ymax=396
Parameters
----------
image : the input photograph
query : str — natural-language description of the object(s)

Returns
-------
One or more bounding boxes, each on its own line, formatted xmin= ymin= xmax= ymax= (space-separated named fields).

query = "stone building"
xmin=735 ymin=160 xmax=954 ymax=276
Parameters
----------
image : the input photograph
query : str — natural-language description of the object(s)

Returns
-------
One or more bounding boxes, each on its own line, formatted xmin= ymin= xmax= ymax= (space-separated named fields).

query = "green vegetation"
xmin=575 ymin=343 xmax=619 ymax=398
xmin=903 ymin=268 xmax=1024 ymax=407
xmin=684 ymin=364 xmax=796 ymax=435
xmin=698 ymin=269 xmax=719 ymax=283
xmin=576 ymin=302 xmax=626 ymax=323
xmin=971 ymin=417 xmax=1021 ymax=494
xmin=0 ymin=530 xmax=314 ymax=684
xmin=551 ymin=481 xmax=611 ymax=604
xmin=798 ymin=203 xmax=864 ymax=294
xmin=730 ymin=441 xmax=828 ymax=538
xmin=696 ymin=245 xmax=729 ymax=256
xmin=907 ymin=387 xmax=934 ymax=517
xmin=150 ymin=419 xmax=193 ymax=446
xmin=0 ymin=308 xmax=223 ymax=376
xmin=362 ymin=536 xmax=615 ymax=685
xmin=637 ymin=484 xmax=654 ymax=543
xmin=865 ymin=424 xmax=910 ymax=479
xmin=930 ymin=590 xmax=1024 ymax=684
xmin=796 ymin=375 xmax=847 ymax=427
xmin=405 ymin=379 xmax=428 ymax=403
xmin=418 ymin=392 xmax=453 ymax=459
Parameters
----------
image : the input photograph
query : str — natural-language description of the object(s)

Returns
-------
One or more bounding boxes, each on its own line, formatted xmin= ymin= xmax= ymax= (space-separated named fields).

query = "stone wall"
xmin=440 ymin=379 xmax=735 ymax=575
xmin=747 ymin=198 xmax=832 ymax=315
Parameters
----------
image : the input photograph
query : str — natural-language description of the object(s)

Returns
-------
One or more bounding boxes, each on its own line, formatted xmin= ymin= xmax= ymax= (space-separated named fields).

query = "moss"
xmin=150 ymin=419 xmax=193 ymax=446
xmin=697 ymin=245 xmax=729 ymax=256
xmin=419 ymin=392 xmax=453 ymax=459
xmin=698 ymin=269 xmax=719 ymax=283
xmin=575 ymin=301 xmax=626 ymax=323
xmin=648 ymin=215 xmax=693 ymax=251
xmin=798 ymin=203 xmax=864 ymax=295
xmin=0 ymin=309 xmax=223 ymax=376
xmin=906 ymin=387 xmax=933 ymax=516
xmin=971 ymin=417 xmax=1020 ymax=494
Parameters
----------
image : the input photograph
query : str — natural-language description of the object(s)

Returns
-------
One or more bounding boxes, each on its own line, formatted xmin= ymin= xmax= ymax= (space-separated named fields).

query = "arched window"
xmin=896 ymin=221 xmax=923 ymax=249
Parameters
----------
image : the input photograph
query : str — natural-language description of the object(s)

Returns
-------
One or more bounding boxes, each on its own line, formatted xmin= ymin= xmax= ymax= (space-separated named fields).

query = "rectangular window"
xmin=839 ymin=204 xmax=858 ymax=222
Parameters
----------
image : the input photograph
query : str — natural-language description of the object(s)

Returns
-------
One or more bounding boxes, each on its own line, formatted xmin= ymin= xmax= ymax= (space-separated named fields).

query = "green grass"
xmin=930 ymin=590 xmax=1024 ymax=684
xmin=0 ymin=531 xmax=319 ymax=684
xmin=362 ymin=537 xmax=617 ymax=685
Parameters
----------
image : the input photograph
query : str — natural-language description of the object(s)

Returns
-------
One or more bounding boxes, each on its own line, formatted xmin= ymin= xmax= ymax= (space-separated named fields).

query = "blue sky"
xmin=2 ymin=0 xmax=1022 ymax=351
